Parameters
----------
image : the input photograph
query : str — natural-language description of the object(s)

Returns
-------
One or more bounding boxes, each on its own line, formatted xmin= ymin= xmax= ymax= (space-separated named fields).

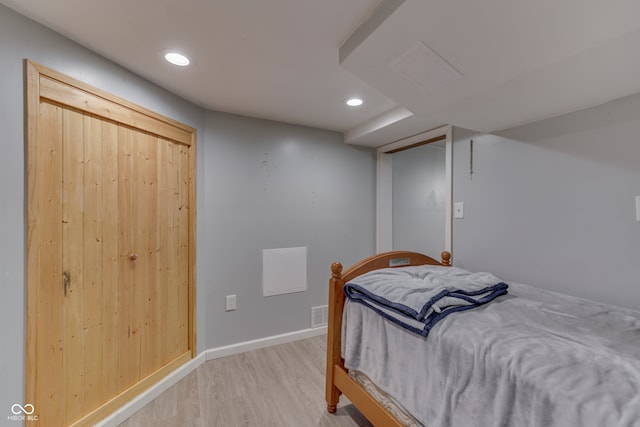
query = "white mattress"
xmin=349 ymin=370 xmax=423 ymax=427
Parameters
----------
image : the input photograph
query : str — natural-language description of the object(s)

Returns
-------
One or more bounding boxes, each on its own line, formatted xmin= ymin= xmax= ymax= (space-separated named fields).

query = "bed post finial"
xmin=441 ymin=251 xmax=451 ymax=266
xmin=331 ymin=262 xmax=343 ymax=279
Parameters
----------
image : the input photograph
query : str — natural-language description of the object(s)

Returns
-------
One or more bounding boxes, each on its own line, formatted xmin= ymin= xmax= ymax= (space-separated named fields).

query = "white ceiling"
xmin=3 ymin=0 xmax=640 ymax=147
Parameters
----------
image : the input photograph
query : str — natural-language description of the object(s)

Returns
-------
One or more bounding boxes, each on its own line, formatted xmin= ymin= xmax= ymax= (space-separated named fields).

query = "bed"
xmin=325 ymin=251 xmax=640 ymax=427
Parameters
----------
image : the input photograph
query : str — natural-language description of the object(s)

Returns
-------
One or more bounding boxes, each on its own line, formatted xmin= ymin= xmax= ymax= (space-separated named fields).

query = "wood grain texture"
xmin=119 ymin=336 xmax=373 ymax=427
xmin=83 ymin=113 xmax=104 ymax=412
xmin=101 ymin=118 xmax=120 ymax=402
xmin=177 ymin=144 xmax=190 ymax=356
xmin=62 ymin=107 xmax=86 ymax=424
xmin=38 ymin=74 xmax=193 ymax=145
xmin=30 ymin=99 xmax=65 ymax=426
xmin=156 ymin=139 xmax=170 ymax=367
xmin=117 ymin=125 xmax=141 ymax=392
xmin=26 ymin=60 xmax=197 ymax=426
xmin=166 ymin=141 xmax=181 ymax=360
xmin=186 ymin=132 xmax=197 ymax=357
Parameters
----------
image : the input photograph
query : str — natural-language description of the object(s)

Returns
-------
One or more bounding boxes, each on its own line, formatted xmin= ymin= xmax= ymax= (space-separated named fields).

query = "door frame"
xmin=376 ymin=125 xmax=452 ymax=256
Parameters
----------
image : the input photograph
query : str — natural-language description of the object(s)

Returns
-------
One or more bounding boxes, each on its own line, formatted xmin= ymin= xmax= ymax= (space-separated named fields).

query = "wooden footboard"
xmin=325 ymin=251 xmax=450 ymax=426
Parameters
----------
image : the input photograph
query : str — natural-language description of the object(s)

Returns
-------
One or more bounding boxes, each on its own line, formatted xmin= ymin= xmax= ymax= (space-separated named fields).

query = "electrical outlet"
xmin=225 ymin=294 xmax=237 ymax=311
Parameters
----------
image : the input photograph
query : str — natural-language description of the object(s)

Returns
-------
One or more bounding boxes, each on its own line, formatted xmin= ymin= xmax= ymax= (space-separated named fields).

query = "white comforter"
xmin=342 ymin=282 xmax=640 ymax=427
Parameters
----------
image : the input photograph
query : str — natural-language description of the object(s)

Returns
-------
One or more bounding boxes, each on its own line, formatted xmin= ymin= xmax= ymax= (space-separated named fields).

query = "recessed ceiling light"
xmin=164 ymin=52 xmax=190 ymax=66
xmin=346 ymin=98 xmax=363 ymax=107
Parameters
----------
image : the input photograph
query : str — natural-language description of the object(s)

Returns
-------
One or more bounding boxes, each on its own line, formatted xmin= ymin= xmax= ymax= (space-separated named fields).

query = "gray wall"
xmin=392 ymin=144 xmax=446 ymax=255
xmin=0 ymin=4 xmax=377 ymax=419
xmin=452 ymin=93 xmax=640 ymax=310
xmin=202 ymin=111 xmax=376 ymax=346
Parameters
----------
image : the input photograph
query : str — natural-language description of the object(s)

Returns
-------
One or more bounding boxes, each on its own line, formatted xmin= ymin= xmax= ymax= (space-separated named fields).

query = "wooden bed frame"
xmin=325 ymin=251 xmax=451 ymax=426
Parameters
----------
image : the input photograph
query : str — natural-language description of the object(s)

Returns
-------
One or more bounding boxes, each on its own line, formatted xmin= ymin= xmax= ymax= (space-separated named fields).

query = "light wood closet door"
xmin=26 ymin=61 xmax=196 ymax=427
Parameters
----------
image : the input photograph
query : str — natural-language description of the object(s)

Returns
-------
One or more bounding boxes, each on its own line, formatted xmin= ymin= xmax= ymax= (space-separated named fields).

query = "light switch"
xmin=454 ymin=202 xmax=464 ymax=219
xmin=636 ymin=196 xmax=640 ymax=222
xmin=226 ymin=295 xmax=237 ymax=311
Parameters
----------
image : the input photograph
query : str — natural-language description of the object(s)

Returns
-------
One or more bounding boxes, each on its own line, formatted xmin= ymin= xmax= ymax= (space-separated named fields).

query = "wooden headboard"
xmin=333 ymin=250 xmax=450 ymax=284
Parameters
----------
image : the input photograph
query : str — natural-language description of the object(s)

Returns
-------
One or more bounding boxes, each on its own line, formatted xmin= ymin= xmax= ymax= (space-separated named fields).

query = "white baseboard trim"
xmin=94 ymin=352 xmax=206 ymax=427
xmin=96 ymin=326 xmax=327 ymax=426
xmin=204 ymin=326 xmax=327 ymax=361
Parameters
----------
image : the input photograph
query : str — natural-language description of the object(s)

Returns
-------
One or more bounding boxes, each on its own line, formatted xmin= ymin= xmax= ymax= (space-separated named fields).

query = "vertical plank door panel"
xmin=100 ymin=118 xmax=120 ymax=403
xmin=154 ymin=138 xmax=170 ymax=368
xmin=31 ymin=100 xmax=65 ymax=426
xmin=177 ymin=145 xmax=190 ymax=355
xmin=62 ymin=107 xmax=86 ymax=424
xmin=117 ymin=125 xmax=140 ymax=392
xmin=141 ymin=131 xmax=160 ymax=379
xmin=82 ymin=113 xmax=105 ymax=411
xmin=166 ymin=141 xmax=182 ymax=360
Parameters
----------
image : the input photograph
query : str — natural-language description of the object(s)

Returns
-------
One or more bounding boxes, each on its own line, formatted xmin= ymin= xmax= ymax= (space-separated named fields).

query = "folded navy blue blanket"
xmin=344 ymin=265 xmax=508 ymax=337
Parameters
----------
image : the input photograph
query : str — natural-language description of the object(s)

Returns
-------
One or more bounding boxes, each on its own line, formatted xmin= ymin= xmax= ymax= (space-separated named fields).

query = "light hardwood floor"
xmin=118 ymin=335 xmax=373 ymax=427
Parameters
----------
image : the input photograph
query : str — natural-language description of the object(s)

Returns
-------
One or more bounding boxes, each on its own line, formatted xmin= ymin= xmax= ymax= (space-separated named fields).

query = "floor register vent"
xmin=311 ymin=305 xmax=328 ymax=328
